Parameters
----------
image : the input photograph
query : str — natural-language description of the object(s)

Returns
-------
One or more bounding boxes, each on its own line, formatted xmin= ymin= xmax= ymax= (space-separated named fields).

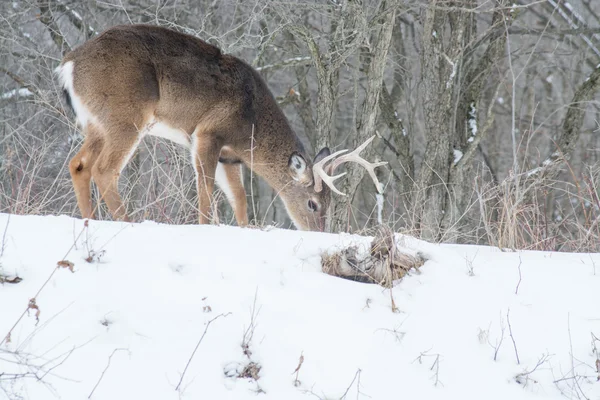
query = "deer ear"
xmin=314 ymin=147 xmax=331 ymax=164
xmin=288 ymin=152 xmax=311 ymax=184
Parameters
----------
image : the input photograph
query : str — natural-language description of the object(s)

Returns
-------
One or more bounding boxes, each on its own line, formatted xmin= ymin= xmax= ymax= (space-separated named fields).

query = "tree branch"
xmin=522 ymin=64 xmax=600 ymax=185
xmin=37 ymin=0 xmax=71 ymax=55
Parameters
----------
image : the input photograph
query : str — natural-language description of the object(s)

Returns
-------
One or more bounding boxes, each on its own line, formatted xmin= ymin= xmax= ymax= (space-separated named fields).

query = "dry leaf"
xmin=239 ymin=362 xmax=261 ymax=380
xmin=292 ymin=352 xmax=304 ymax=374
xmin=57 ymin=260 xmax=74 ymax=272
xmin=28 ymin=298 xmax=40 ymax=324
xmin=1 ymin=275 xmax=22 ymax=284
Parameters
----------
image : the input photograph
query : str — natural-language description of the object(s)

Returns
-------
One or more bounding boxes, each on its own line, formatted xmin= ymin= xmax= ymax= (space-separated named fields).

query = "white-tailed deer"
xmin=56 ymin=24 xmax=385 ymax=231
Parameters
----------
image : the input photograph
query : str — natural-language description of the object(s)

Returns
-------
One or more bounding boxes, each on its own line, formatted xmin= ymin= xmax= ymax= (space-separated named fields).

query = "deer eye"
xmin=307 ymin=199 xmax=319 ymax=212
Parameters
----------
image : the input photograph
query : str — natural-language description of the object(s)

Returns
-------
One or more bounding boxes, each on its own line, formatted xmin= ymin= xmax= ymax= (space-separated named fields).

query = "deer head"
xmin=56 ymin=24 xmax=386 ymax=231
xmin=281 ymin=136 xmax=387 ymax=230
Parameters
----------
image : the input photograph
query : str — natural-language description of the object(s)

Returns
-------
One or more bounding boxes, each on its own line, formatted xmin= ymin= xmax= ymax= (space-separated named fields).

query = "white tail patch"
xmin=56 ymin=61 xmax=96 ymax=129
xmin=145 ymin=118 xmax=191 ymax=148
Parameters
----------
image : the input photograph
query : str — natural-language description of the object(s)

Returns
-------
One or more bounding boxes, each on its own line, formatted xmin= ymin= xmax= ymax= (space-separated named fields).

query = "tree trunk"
xmin=329 ymin=0 xmax=398 ymax=232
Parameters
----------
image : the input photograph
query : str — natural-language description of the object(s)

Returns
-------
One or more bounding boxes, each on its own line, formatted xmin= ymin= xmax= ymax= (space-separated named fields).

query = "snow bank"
xmin=0 ymin=214 xmax=598 ymax=399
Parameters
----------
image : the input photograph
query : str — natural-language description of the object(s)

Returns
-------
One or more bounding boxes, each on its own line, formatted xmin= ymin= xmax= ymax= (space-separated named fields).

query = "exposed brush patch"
xmin=238 ymin=361 xmax=261 ymax=380
xmin=222 ymin=291 xmax=264 ymax=393
xmin=0 ymin=272 xmax=22 ymax=284
xmin=85 ymin=249 xmax=106 ymax=263
xmin=322 ymin=226 xmax=425 ymax=287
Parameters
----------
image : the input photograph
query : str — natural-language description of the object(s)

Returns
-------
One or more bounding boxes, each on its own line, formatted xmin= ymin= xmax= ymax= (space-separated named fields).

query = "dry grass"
xmin=475 ymin=165 xmax=600 ymax=252
xmin=1 ymin=98 xmax=599 ymax=253
xmin=2 ymin=127 xmax=598 ymax=254
xmin=322 ymin=225 xmax=425 ymax=287
xmin=238 ymin=361 xmax=261 ymax=380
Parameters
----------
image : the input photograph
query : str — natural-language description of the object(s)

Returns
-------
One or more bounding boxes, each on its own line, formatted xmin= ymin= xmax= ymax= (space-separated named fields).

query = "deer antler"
xmin=312 ymin=149 xmax=349 ymax=195
xmin=312 ymin=136 xmax=388 ymax=196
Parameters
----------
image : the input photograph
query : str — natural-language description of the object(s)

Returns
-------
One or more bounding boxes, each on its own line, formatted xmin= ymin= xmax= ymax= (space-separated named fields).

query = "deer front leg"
xmin=215 ymin=146 xmax=249 ymax=227
xmin=215 ymin=162 xmax=249 ymax=227
xmin=192 ymin=134 xmax=221 ymax=225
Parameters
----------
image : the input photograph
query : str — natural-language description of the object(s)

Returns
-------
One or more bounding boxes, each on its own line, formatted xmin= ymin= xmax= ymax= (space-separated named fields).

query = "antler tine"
xmin=316 ymin=171 xmax=348 ymax=196
xmin=312 ymin=149 xmax=348 ymax=195
xmin=329 ymin=135 xmax=388 ymax=194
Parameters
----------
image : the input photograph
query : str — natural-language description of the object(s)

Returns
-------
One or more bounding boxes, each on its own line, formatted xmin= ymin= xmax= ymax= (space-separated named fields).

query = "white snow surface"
xmin=0 ymin=214 xmax=599 ymax=400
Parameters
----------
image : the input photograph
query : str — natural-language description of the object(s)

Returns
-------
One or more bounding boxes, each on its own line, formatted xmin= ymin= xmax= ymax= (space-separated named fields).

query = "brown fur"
xmin=60 ymin=25 xmax=331 ymax=230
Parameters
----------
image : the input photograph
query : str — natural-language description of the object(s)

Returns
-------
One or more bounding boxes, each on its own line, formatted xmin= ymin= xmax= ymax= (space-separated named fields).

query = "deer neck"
xmin=246 ymin=96 xmax=306 ymax=194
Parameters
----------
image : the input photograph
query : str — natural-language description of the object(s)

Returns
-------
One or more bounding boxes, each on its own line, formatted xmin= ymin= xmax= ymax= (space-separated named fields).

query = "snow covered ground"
xmin=0 ymin=213 xmax=598 ymax=400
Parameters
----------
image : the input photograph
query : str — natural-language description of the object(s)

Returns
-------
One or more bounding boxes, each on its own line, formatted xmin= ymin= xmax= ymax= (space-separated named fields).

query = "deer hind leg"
xmin=215 ymin=160 xmax=248 ymax=227
xmin=69 ymin=124 xmax=104 ymax=219
xmin=91 ymin=123 xmax=142 ymax=222
xmin=191 ymin=132 xmax=221 ymax=225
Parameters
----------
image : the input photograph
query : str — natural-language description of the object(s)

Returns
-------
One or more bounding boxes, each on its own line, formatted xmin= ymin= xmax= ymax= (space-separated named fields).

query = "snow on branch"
xmin=547 ymin=0 xmax=600 ymax=58
xmin=57 ymin=1 xmax=98 ymax=38
xmin=255 ymin=56 xmax=311 ymax=72
xmin=1 ymin=88 xmax=33 ymax=100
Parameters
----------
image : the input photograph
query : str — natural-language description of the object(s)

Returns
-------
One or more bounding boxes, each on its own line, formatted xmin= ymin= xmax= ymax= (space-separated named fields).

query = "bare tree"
xmin=1 ymin=0 xmax=600 ymax=250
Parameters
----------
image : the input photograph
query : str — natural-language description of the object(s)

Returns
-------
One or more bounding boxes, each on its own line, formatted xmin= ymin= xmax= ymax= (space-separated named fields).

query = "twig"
xmin=429 ymin=354 xmax=442 ymax=386
xmin=292 ymin=351 xmax=304 ymax=387
xmin=515 ymin=254 xmax=522 ymax=295
xmin=515 ymin=353 xmax=550 ymax=386
xmin=37 ymin=0 xmax=72 ymax=55
xmin=242 ymin=289 xmax=260 ymax=358
xmin=489 ymin=315 xmax=505 ymax=362
xmin=176 ymin=312 xmax=231 ymax=391
xmin=553 ymin=375 xmax=596 ymax=384
xmin=0 ymin=215 xmax=9 ymax=259
xmin=0 ymin=67 xmax=38 ymax=98
xmin=375 ymin=326 xmax=406 ymax=343
xmin=256 ymin=56 xmax=312 ymax=72
xmin=509 ymin=26 xmax=600 ymax=36
xmin=54 ymin=1 xmax=98 ymax=38
xmin=565 ymin=313 xmax=590 ymax=399
xmin=591 ymin=333 xmax=600 ymax=381
xmin=412 ymin=349 xmax=443 ymax=386
xmin=507 ymin=308 xmax=520 ymax=364
xmin=88 ymin=348 xmax=129 ymax=398
xmin=339 ymin=369 xmax=362 ymax=400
